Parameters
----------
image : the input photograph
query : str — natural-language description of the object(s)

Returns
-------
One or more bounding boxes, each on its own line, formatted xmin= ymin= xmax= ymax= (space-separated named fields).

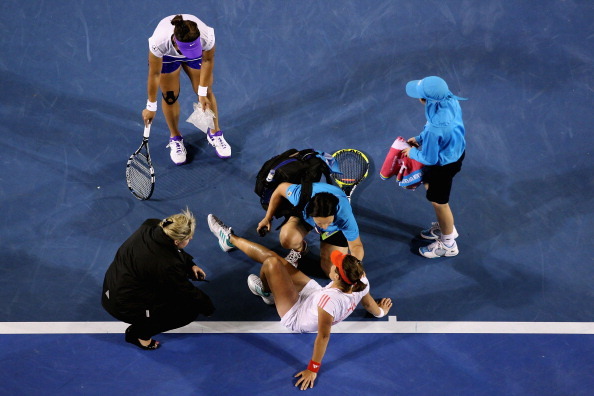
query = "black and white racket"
xmin=331 ymin=149 xmax=370 ymax=201
xmin=126 ymin=124 xmax=155 ymax=200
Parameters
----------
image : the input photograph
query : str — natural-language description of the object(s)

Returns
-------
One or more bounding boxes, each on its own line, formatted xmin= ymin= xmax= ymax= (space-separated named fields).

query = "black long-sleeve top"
xmin=102 ymin=219 xmax=209 ymax=315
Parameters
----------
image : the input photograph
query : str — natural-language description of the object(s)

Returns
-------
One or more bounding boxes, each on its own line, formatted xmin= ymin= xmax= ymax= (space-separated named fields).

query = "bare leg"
xmin=279 ymin=216 xmax=309 ymax=251
xmin=159 ymin=68 xmax=183 ymax=138
xmin=431 ymin=202 xmax=454 ymax=235
xmin=319 ymin=242 xmax=348 ymax=277
xmin=229 ymin=234 xmax=311 ymax=318
xmin=183 ymin=65 xmax=221 ymax=132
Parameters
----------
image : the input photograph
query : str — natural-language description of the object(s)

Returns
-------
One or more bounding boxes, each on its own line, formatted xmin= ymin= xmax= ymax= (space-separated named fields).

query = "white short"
xmin=279 ymin=279 xmax=322 ymax=332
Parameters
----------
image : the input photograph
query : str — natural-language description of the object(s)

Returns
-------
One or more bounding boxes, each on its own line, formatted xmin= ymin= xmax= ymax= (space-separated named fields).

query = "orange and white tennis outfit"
xmin=280 ymin=277 xmax=370 ymax=333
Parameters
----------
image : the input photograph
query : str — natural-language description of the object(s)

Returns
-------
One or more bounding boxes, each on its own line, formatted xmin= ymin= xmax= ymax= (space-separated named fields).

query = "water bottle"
xmin=266 ymin=169 xmax=275 ymax=182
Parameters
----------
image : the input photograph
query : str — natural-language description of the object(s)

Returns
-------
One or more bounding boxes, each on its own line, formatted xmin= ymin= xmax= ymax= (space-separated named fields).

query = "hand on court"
xmin=142 ymin=109 xmax=155 ymax=126
xmin=377 ymin=297 xmax=393 ymax=315
xmin=294 ymin=369 xmax=317 ymax=390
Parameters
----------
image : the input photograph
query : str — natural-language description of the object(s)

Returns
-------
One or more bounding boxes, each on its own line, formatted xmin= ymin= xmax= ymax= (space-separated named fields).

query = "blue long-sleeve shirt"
xmin=409 ymin=97 xmax=466 ymax=166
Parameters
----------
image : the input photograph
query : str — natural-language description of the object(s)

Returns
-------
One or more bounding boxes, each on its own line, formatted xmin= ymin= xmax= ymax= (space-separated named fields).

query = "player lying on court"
xmin=207 ymin=214 xmax=392 ymax=390
xmin=257 ymin=182 xmax=364 ymax=276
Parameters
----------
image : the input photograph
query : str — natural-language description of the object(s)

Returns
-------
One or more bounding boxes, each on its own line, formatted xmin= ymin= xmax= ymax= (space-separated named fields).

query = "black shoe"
xmin=125 ymin=326 xmax=160 ymax=350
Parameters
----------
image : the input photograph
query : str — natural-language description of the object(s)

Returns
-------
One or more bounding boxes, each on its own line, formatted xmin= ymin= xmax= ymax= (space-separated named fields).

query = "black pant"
xmin=102 ymin=292 xmax=214 ymax=340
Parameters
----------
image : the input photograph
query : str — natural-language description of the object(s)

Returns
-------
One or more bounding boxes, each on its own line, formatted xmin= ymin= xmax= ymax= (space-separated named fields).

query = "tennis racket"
xmin=331 ymin=149 xmax=370 ymax=201
xmin=126 ymin=124 xmax=155 ymax=200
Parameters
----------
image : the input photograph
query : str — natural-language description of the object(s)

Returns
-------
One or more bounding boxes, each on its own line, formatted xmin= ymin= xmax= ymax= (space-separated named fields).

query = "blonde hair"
xmin=160 ymin=208 xmax=196 ymax=242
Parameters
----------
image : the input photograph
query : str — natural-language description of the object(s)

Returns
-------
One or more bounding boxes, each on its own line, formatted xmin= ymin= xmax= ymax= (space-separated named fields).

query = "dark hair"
xmin=337 ymin=255 xmax=367 ymax=293
xmin=170 ymin=15 xmax=200 ymax=42
xmin=305 ymin=192 xmax=338 ymax=217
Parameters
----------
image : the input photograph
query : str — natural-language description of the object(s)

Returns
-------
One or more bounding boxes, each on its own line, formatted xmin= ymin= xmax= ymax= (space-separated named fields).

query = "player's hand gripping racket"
xmin=331 ymin=149 xmax=370 ymax=201
xmin=126 ymin=124 xmax=155 ymax=200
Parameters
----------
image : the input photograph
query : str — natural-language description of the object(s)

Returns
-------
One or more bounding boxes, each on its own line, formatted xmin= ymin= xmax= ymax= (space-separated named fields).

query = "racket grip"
xmin=143 ymin=124 xmax=151 ymax=138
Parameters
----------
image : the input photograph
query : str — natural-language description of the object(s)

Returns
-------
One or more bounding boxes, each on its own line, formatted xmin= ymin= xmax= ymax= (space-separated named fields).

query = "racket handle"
xmin=143 ymin=124 xmax=151 ymax=138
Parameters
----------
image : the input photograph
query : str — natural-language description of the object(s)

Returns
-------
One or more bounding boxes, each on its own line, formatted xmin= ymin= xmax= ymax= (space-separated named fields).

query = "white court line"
xmin=1 ymin=318 xmax=593 ymax=335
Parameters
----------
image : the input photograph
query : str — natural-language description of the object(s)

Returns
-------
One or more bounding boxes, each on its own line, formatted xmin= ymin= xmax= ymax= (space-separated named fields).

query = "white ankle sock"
xmin=441 ymin=232 xmax=457 ymax=247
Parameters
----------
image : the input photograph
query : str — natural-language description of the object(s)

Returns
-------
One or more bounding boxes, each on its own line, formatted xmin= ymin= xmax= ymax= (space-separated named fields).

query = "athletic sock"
xmin=441 ymin=232 xmax=457 ymax=247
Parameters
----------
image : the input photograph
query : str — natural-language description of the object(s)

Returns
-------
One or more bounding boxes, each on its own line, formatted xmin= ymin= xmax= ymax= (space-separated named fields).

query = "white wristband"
xmin=198 ymin=85 xmax=208 ymax=97
xmin=373 ymin=307 xmax=385 ymax=318
xmin=146 ymin=100 xmax=157 ymax=112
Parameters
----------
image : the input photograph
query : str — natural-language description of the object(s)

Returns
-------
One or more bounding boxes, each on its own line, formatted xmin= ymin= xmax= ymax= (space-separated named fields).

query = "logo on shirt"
xmin=287 ymin=191 xmax=292 ymax=196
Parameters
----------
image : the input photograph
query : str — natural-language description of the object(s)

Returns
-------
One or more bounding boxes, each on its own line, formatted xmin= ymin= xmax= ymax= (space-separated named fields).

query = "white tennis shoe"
xmin=420 ymin=222 xmax=458 ymax=240
xmin=206 ymin=129 xmax=231 ymax=158
xmin=247 ymin=274 xmax=275 ymax=305
xmin=166 ymin=137 xmax=186 ymax=165
xmin=207 ymin=214 xmax=235 ymax=252
xmin=419 ymin=240 xmax=459 ymax=258
xmin=284 ymin=240 xmax=308 ymax=268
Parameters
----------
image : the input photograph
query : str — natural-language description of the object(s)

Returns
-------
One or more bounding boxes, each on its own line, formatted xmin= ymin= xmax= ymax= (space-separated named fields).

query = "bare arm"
xmin=198 ymin=46 xmax=215 ymax=111
xmin=294 ymin=307 xmax=333 ymax=390
xmin=142 ymin=52 xmax=163 ymax=126
xmin=257 ymin=182 xmax=292 ymax=234
xmin=347 ymin=236 xmax=364 ymax=261
xmin=361 ymin=292 xmax=393 ymax=318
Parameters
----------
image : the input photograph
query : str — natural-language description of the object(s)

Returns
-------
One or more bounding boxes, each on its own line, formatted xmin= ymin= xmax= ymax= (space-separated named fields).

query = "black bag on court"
xmin=254 ymin=148 xmax=333 ymax=219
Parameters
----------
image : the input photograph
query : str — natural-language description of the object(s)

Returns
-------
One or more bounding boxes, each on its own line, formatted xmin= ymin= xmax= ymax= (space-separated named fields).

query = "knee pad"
xmin=162 ymin=90 xmax=179 ymax=105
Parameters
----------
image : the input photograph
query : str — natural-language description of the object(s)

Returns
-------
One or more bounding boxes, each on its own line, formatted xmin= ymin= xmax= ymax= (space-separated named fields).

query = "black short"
xmin=301 ymin=220 xmax=349 ymax=248
xmin=424 ymin=151 xmax=465 ymax=204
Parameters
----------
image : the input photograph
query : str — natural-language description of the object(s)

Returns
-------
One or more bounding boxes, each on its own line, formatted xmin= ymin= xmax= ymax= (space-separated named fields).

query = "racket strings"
xmin=126 ymin=153 xmax=153 ymax=199
xmin=333 ymin=152 xmax=367 ymax=185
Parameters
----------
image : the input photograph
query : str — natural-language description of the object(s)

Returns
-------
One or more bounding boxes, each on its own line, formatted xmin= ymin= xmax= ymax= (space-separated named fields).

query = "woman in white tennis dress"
xmin=207 ymin=214 xmax=393 ymax=391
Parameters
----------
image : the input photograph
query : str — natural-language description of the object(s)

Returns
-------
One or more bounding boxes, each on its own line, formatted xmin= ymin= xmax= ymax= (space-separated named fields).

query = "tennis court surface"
xmin=1 ymin=1 xmax=592 ymax=395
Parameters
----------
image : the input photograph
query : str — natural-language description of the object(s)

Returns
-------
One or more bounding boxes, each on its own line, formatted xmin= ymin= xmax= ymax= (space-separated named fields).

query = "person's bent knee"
xmin=263 ymin=256 xmax=285 ymax=271
xmin=162 ymin=90 xmax=180 ymax=105
xmin=279 ymin=233 xmax=302 ymax=250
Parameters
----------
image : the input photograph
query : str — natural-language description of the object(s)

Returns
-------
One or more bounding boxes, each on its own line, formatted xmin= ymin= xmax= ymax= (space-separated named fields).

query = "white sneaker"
xmin=207 ymin=214 xmax=235 ymax=252
xmin=284 ymin=240 xmax=308 ymax=268
xmin=419 ymin=240 xmax=459 ymax=258
xmin=207 ymin=129 xmax=231 ymax=158
xmin=166 ymin=137 xmax=187 ymax=165
xmin=420 ymin=223 xmax=458 ymax=240
xmin=247 ymin=274 xmax=275 ymax=305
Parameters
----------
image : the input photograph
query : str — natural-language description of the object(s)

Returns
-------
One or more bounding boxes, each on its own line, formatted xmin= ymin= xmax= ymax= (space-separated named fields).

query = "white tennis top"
xmin=148 ymin=14 xmax=215 ymax=58
xmin=281 ymin=277 xmax=370 ymax=333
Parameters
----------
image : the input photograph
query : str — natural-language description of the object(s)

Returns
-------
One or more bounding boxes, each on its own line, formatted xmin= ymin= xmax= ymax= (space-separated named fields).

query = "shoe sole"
xmin=419 ymin=248 xmax=459 ymax=258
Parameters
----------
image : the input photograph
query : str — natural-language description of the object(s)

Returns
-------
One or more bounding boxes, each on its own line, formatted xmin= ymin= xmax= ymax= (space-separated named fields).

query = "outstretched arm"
xmin=294 ymin=307 xmax=333 ymax=390
xmin=198 ymin=46 xmax=215 ymax=111
xmin=347 ymin=236 xmax=364 ymax=261
xmin=257 ymin=182 xmax=292 ymax=234
xmin=361 ymin=292 xmax=393 ymax=318
xmin=142 ymin=52 xmax=163 ymax=126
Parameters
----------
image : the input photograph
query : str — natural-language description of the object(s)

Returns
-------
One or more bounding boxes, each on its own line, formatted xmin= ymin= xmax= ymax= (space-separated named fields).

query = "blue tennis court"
xmin=1 ymin=0 xmax=593 ymax=395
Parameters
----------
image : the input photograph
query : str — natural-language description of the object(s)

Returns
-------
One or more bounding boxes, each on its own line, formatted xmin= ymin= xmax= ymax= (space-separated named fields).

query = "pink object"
xmin=379 ymin=137 xmax=424 ymax=190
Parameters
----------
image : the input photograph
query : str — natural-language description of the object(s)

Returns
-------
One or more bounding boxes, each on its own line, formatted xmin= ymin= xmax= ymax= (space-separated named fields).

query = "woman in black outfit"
xmin=102 ymin=209 xmax=214 ymax=350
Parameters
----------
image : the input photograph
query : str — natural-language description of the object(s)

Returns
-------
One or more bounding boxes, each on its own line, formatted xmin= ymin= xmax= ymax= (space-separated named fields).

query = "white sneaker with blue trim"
xmin=419 ymin=240 xmax=459 ymax=258
xmin=247 ymin=274 xmax=275 ymax=305
xmin=207 ymin=214 xmax=235 ymax=252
